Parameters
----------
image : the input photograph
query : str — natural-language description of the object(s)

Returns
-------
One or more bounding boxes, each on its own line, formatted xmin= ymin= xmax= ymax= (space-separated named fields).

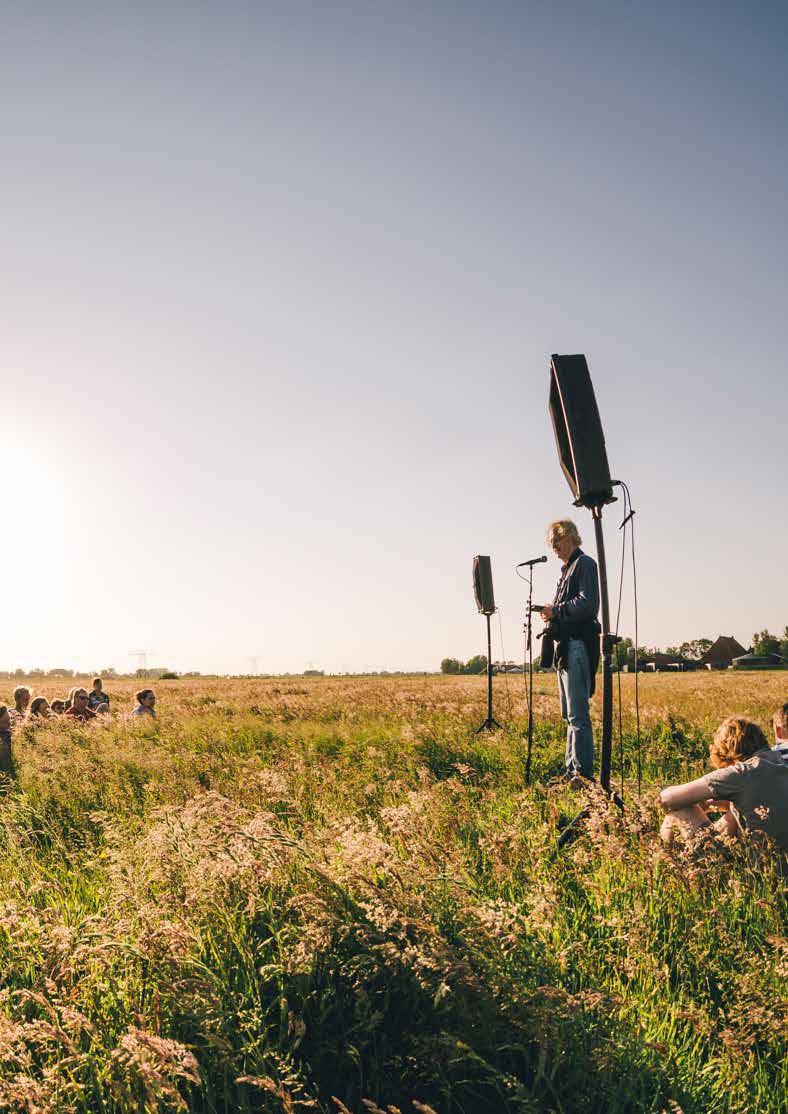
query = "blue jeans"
xmin=557 ymin=638 xmax=594 ymax=778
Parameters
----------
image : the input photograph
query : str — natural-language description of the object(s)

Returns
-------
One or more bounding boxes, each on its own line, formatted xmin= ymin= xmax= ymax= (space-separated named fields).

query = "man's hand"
xmin=540 ymin=605 xmax=555 ymax=621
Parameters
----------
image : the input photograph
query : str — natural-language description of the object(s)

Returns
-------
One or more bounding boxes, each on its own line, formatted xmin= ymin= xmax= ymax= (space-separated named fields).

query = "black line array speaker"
xmin=472 ymin=555 xmax=496 ymax=615
xmin=549 ymin=354 xmax=614 ymax=508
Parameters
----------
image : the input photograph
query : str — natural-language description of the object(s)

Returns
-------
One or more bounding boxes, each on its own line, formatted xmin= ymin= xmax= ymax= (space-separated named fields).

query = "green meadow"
xmin=1 ymin=672 xmax=785 ymax=1113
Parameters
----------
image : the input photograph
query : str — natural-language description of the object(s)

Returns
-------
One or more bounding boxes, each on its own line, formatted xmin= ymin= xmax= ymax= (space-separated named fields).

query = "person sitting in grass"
xmin=132 ymin=689 xmax=157 ymax=719
xmin=774 ymin=703 xmax=788 ymax=763
xmin=88 ymin=677 xmax=110 ymax=713
xmin=0 ymin=705 xmax=14 ymax=775
xmin=64 ymin=688 xmax=97 ymax=723
xmin=49 ymin=699 xmax=66 ymax=715
xmin=10 ymin=686 xmax=30 ymax=725
xmin=27 ymin=696 xmax=50 ymax=718
xmin=659 ymin=716 xmax=788 ymax=854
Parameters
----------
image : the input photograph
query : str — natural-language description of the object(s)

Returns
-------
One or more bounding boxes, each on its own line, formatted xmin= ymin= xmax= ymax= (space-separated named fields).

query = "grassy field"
xmin=1 ymin=672 xmax=786 ymax=1113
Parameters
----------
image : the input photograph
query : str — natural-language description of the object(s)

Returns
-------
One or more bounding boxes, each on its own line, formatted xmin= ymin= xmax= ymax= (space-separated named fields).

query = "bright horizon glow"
xmin=2 ymin=1 xmax=786 ymax=676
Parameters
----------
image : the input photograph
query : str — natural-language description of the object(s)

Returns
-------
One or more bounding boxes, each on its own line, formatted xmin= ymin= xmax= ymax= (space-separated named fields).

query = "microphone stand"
xmin=524 ymin=565 xmax=535 ymax=785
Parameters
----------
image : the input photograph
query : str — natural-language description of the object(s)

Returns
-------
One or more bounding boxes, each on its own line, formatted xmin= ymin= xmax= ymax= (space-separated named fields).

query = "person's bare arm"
xmin=658 ymin=776 xmax=712 ymax=812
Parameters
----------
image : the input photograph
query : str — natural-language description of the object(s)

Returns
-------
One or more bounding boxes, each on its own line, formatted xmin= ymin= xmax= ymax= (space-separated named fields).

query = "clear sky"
xmin=2 ymin=1 xmax=786 ymax=674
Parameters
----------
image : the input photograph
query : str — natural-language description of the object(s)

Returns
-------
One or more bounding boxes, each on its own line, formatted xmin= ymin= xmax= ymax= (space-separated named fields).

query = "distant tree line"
xmin=442 ymin=625 xmax=787 ymax=675
xmin=612 ymin=628 xmax=787 ymax=669
xmin=0 ymin=667 xmax=195 ymax=680
xmin=750 ymin=628 xmax=788 ymax=659
xmin=440 ymin=655 xmax=488 ymax=675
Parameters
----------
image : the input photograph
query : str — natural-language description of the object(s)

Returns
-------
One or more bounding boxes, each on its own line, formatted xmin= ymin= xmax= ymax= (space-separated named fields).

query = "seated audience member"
xmin=88 ymin=677 xmax=110 ymax=712
xmin=50 ymin=699 xmax=66 ymax=715
xmin=132 ymin=689 xmax=157 ymax=718
xmin=659 ymin=716 xmax=788 ymax=854
xmin=64 ymin=688 xmax=97 ymax=723
xmin=10 ymin=686 xmax=30 ymax=724
xmin=27 ymin=696 xmax=50 ymax=718
xmin=0 ymin=705 xmax=13 ymax=775
xmin=774 ymin=703 xmax=788 ymax=762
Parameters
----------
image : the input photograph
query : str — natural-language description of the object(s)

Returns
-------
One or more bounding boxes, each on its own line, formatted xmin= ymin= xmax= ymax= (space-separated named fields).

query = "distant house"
xmin=493 ymin=660 xmax=523 ymax=674
xmin=639 ymin=652 xmax=699 ymax=672
xmin=732 ymin=653 xmax=786 ymax=670
xmin=700 ymin=636 xmax=748 ymax=670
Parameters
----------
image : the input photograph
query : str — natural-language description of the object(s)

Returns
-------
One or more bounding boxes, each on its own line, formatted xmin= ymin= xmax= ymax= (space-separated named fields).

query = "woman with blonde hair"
xmin=10 ymin=686 xmax=30 ymax=725
xmin=659 ymin=716 xmax=788 ymax=852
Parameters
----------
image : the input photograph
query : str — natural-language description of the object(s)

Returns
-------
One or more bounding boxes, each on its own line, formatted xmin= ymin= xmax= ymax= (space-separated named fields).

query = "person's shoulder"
xmin=577 ymin=550 xmax=597 ymax=568
xmin=721 ymin=749 xmax=779 ymax=779
xmin=705 ymin=762 xmax=746 ymax=789
xmin=754 ymin=746 xmax=788 ymax=769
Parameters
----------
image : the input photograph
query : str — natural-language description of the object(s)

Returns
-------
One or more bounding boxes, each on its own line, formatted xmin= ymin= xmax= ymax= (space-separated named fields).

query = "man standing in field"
xmin=541 ymin=520 xmax=600 ymax=782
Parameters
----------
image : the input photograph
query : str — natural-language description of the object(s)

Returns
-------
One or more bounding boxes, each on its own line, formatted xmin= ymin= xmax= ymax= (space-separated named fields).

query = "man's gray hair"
xmin=546 ymin=519 xmax=581 ymax=547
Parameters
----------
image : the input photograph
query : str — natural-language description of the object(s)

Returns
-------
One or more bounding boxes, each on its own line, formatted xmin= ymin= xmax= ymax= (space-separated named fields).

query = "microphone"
xmin=516 ymin=556 xmax=547 ymax=567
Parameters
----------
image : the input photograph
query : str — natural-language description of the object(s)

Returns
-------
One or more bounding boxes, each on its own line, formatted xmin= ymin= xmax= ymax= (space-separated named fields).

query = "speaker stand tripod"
xmin=474 ymin=611 xmax=502 ymax=733
xmin=557 ymin=503 xmax=623 ymax=847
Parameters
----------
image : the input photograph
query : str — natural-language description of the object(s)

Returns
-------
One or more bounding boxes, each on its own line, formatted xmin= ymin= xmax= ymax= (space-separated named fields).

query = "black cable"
xmin=616 ymin=653 xmax=625 ymax=796
xmin=621 ymin=481 xmax=641 ymax=796
xmin=630 ymin=491 xmax=642 ymax=797
xmin=613 ymin=485 xmax=630 ymax=797
xmin=614 ymin=493 xmax=628 ymax=640
xmin=613 ymin=479 xmax=642 ymax=798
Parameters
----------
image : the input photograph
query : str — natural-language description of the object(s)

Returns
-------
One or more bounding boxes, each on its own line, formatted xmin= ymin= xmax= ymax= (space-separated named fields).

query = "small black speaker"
xmin=549 ymin=354 xmax=615 ymax=508
xmin=472 ymin=555 xmax=496 ymax=615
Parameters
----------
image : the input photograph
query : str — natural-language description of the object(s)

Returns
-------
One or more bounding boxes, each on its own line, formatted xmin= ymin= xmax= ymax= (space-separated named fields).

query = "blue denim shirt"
xmin=552 ymin=548 xmax=599 ymax=624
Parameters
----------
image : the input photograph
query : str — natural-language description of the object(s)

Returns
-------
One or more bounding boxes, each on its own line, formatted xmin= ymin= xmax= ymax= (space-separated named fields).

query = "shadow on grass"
xmin=196 ymin=895 xmax=692 ymax=1114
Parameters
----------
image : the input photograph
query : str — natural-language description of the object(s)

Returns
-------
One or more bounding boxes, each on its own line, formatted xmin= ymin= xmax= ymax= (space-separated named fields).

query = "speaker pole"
xmin=475 ymin=612 xmax=502 ymax=733
xmin=524 ymin=563 xmax=535 ymax=785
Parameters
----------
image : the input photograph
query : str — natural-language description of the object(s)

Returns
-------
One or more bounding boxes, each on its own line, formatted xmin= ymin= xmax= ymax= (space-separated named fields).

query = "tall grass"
xmin=0 ymin=673 xmax=784 ymax=1112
